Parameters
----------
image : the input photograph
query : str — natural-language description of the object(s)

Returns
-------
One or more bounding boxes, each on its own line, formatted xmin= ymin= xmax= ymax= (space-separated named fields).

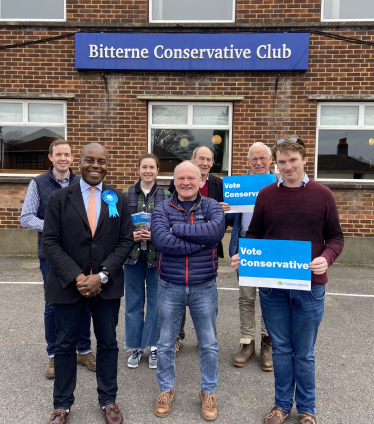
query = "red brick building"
xmin=0 ymin=0 xmax=373 ymax=262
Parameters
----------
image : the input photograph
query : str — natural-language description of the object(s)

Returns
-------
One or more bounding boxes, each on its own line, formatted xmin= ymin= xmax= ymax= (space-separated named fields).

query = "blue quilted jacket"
xmin=151 ymin=191 xmax=225 ymax=286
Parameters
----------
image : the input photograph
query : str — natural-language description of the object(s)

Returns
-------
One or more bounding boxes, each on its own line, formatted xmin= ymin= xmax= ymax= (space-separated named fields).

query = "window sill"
xmin=319 ymin=180 xmax=374 ymax=189
xmin=0 ymin=173 xmax=41 ymax=184
xmin=0 ymin=92 xmax=75 ymax=100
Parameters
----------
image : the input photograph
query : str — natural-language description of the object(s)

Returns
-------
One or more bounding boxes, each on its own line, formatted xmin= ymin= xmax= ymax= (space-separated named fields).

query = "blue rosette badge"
xmin=102 ymin=190 xmax=119 ymax=217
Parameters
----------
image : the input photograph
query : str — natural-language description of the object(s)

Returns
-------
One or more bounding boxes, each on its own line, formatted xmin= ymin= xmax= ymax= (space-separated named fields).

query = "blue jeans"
xmin=39 ymin=259 xmax=92 ymax=356
xmin=124 ymin=253 xmax=159 ymax=349
xmin=157 ymin=278 xmax=218 ymax=394
xmin=259 ymin=285 xmax=325 ymax=415
xmin=54 ymin=296 xmax=120 ymax=409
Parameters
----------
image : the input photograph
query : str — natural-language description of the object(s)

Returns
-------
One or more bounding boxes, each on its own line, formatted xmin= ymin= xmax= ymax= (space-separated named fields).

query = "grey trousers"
xmin=238 ymin=284 xmax=268 ymax=344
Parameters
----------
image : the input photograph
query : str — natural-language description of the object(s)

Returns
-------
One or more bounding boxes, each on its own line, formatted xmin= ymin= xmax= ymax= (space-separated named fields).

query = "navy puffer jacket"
xmin=151 ymin=191 xmax=225 ymax=286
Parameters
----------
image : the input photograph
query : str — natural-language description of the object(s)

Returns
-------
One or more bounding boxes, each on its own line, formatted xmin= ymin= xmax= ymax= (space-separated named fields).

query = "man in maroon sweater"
xmin=231 ymin=138 xmax=344 ymax=424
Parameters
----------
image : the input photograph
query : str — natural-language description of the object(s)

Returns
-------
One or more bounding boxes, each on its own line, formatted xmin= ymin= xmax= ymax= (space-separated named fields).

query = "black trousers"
xmin=53 ymin=296 xmax=120 ymax=409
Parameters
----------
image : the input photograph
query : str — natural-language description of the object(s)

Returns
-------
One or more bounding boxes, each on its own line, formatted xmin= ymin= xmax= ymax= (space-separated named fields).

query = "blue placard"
xmin=75 ymin=33 xmax=309 ymax=71
xmin=238 ymin=239 xmax=311 ymax=291
xmin=223 ymin=174 xmax=276 ymax=213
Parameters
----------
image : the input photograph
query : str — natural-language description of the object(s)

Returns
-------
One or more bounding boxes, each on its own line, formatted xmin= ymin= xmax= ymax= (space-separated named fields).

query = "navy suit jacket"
xmin=42 ymin=182 xmax=134 ymax=304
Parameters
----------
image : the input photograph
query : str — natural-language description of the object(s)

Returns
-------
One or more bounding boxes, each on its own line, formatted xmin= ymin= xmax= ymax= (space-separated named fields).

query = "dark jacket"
xmin=42 ymin=182 xmax=134 ymax=304
xmin=168 ymin=173 xmax=225 ymax=258
xmin=151 ymin=191 xmax=225 ymax=286
xmin=34 ymin=167 xmax=80 ymax=259
xmin=123 ymin=180 xmax=170 ymax=268
xmin=226 ymin=169 xmax=276 ymax=257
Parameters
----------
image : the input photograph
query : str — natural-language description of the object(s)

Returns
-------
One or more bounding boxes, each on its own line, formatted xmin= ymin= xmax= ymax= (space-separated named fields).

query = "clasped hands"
xmin=75 ymin=273 xmax=102 ymax=298
xmin=133 ymin=229 xmax=151 ymax=242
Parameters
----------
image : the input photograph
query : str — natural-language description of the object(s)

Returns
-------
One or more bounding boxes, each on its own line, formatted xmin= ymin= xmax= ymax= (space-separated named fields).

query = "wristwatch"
xmin=99 ymin=270 xmax=109 ymax=284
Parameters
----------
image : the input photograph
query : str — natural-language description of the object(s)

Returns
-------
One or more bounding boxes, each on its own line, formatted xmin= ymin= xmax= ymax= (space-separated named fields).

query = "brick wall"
xmin=0 ymin=13 xmax=374 ymax=234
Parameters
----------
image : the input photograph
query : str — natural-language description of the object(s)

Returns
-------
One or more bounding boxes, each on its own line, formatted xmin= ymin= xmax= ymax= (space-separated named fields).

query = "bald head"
xmin=174 ymin=161 xmax=201 ymax=202
xmin=80 ymin=143 xmax=108 ymax=160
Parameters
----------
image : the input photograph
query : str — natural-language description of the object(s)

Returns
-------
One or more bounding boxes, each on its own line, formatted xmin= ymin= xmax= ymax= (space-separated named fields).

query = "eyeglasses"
xmin=249 ymin=156 xmax=269 ymax=163
xmin=276 ymin=137 xmax=300 ymax=145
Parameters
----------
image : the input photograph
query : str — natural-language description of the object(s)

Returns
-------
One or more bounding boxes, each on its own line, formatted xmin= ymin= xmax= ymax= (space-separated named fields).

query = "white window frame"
xmin=0 ymin=0 xmax=66 ymax=22
xmin=149 ymin=0 xmax=235 ymax=23
xmin=315 ymin=102 xmax=374 ymax=182
xmin=148 ymin=101 xmax=233 ymax=178
xmin=321 ymin=0 xmax=374 ymax=22
xmin=0 ymin=99 xmax=67 ymax=176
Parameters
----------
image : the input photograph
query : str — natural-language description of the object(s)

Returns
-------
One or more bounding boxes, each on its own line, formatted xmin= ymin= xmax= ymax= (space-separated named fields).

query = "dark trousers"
xmin=40 ymin=259 xmax=92 ymax=356
xmin=53 ymin=296 xmax=121 ymax=409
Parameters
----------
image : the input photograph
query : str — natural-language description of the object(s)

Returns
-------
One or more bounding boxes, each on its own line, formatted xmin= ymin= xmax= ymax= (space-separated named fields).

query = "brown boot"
xmin=261 ymin=336 xmax=273 ymax=372
xmin=233 ymin=341 xmax=255 ymax=367
xmin=264 ymin=407 xmax=290 ymax=424
xmin=299 ymin=412 xmax=318 ymax=424
xmin=200 ymin=391 xmax=218 ymax=421
xmin=45 ymin=357 xmax=55 ymax=379
xmin=155 ymin=386 xmax=176 ymax=417
xmin=77 ymin=352 xmax=96 ymax=371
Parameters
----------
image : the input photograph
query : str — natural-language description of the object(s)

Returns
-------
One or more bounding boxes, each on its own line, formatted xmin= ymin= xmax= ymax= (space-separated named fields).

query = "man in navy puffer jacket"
xmin=151 ymin=161 xmax=225 ymax=421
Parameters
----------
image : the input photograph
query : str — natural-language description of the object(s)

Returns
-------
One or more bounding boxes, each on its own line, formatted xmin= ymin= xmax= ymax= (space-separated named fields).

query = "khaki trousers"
xmin=239 ymin=284 xmax=268 ymax=344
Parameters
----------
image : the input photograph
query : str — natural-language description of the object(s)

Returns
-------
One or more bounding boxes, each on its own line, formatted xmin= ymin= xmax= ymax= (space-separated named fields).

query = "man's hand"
xmin=231 ymin=253 xmax=240 ymax=270
xmin=309 ymin=257 xmax=328 ymax=275
xmin=219 ymin=202 xmax=231 ymax=212
xmin=76 ymin=274 xmax=102 ymax=297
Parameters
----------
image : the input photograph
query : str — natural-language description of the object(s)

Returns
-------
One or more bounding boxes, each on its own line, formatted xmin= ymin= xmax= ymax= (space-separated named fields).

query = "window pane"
xmin=320 ymin=106 xmax=359 ymax=126
xmin=323 ymin=0 xmax=374 ymax=19
xmin=29 ymin=104 xmax=64 ymax=123
xmin=364 ymin=107 xmax=374 ymax=126
xmin=0 ymin=0 xmax=64 ymax=20
xmin=152 ymin=105 xmax=188 ymax=125
xmin=193 ymin=106 xmax=229 ymax=125
xmin=152 ymin=0 xmax=234 ymax=21
xmin=151 ymin=128 xmax=228 ymax=175
xmin=0 ymin=103 xmax=22 ymax=122
xmin=317 ymin=130 xmax=374 ymax=180
xmin=0 ymin=126 xmax=65 ymax=170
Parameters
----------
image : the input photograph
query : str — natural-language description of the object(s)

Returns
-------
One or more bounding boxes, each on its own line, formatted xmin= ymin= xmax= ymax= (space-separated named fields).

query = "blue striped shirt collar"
xmin=277 ymin=173 xmax=310 ymax=187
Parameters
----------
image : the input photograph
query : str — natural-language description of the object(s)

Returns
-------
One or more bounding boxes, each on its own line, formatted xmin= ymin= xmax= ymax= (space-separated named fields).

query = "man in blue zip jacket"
xmin=151 ymin=161 xmax=225 ymax=421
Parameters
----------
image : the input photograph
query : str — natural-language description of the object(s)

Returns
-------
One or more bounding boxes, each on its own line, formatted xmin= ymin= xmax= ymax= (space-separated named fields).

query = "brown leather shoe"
xmin=45 ymin=357 xmax=55 ymax=379
xmin=299 ymin=412 xmax=318 ymax=424
xmin=233 ymin=341 xmax=255 ymax=367
xmin=155 ymin=386 xmax=176 ymax=417
xmin=101 ymin=404 xmax=123 ymax=424
xmin=48 ymin=409 xmax=69 ymax=424
xmin=264 ymin=407 xmax=290 ymax=424
xmin=261 ymin=336 xmax=274 ymax=372
xmin=200 ymin=391 xmax=218 ymax=421
xmin=77 ymin=352 xmax=96 ymax=371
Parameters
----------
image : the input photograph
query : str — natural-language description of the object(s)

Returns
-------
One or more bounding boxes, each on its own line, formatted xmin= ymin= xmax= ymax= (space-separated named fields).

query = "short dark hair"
xmin=138 ymin=153 xmax=159 ymax=168
xmin=80 ymin=143 xmax=108 ymax=159
xmin=49 ymin=139 xmax=73 ymax=155
xmin=271 ymin=137 xmax=306 ymax=159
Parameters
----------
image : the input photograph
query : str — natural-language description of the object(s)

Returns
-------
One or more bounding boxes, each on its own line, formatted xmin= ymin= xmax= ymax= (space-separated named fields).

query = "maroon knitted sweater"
xmin=246 ymin=180 xmax=344 ymax=285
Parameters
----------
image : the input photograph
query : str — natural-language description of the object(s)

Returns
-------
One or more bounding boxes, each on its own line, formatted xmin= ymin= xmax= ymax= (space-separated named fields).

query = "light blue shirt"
xmin=20 ymin=169 xmax=71 ymax=232
xmin=80 ymin=179 xmax=102 ymax=226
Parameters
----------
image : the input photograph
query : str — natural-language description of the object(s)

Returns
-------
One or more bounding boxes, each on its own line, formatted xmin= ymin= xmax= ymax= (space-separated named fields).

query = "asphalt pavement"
xmin=0 ymin=255 xmax=373 ymax=424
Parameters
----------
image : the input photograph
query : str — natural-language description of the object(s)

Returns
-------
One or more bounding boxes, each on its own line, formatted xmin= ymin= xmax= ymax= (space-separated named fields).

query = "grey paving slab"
xmin=0 ymin=256 xmax=373 ymax=423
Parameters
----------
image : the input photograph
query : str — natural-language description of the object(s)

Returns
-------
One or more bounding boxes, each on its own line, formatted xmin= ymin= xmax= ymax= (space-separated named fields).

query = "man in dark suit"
xmin=43 ymin=143 xmax=134 ymax=424
xmin=168 ymin=146 xmax=229 ymax=354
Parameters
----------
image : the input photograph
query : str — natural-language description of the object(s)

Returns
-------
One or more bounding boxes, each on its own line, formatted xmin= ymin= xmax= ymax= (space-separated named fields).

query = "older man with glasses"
xmin=226 ymin=142 xmax=275 ymax=371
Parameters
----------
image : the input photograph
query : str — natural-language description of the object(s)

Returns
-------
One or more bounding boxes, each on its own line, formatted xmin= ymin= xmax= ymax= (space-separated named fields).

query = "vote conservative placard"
xmin=238 ymin=239 xmax=312 ymax=291
xmin=223 ymin=174 xmax=276 ymax=213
